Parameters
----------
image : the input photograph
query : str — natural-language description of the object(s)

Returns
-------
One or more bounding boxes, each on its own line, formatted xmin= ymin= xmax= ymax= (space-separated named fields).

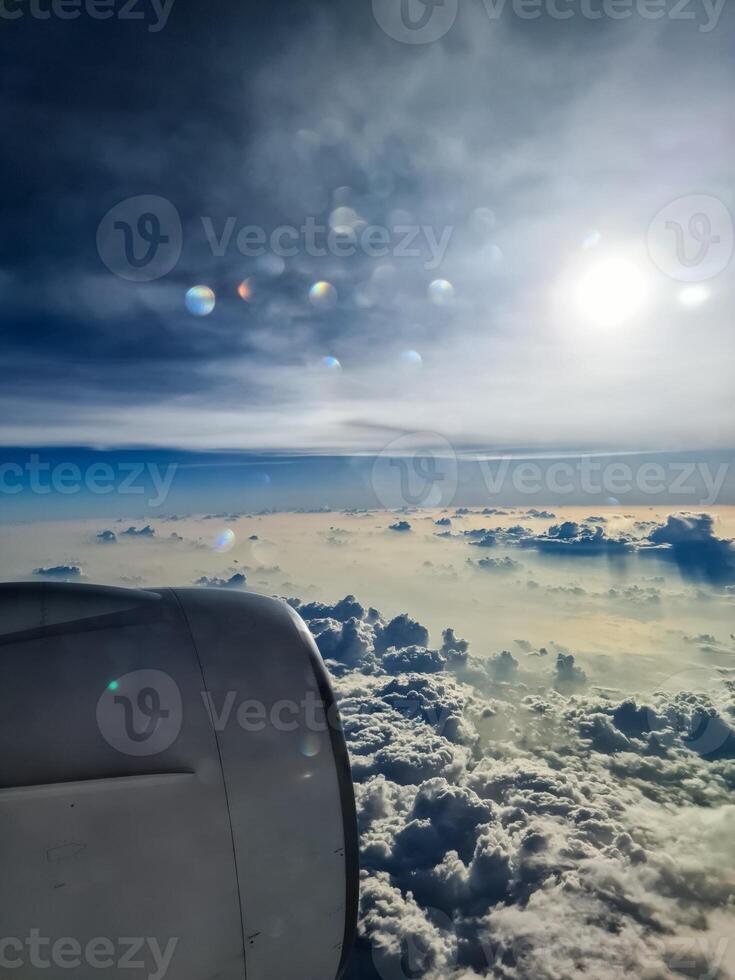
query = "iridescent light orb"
xmin=329 ymin=207 xmax=360 ymax=235
xmin=678 ymin=285 xmax=710 ymax=308
xmin=185 ymin=285 xmax=216 ymax=316
xmin=321 ymin=356 xmax=341 ymax=370
xmin=582 ymin=230 xmax=602 ymax=250
xmin=401 ymin=350 xmax=423 ymax=367
xmin=300 ymin=734 xmax=321 ymax=757
xmin=470 ymin=207 xmax=497 ymax=234
xmin=484 ymin=243 xmax=504 ymax=265
xmin=214 ymin=529 xmax=236 ymax=553
xmin=428 ymin=279 xmax=454 ymax=305
xmin=309 ymin=281 xmax=338 ymax=309
xmin=237 ymin=278 xmax=255 ymax=302
xmin=257 ymin=254 xmax=285 ymax=278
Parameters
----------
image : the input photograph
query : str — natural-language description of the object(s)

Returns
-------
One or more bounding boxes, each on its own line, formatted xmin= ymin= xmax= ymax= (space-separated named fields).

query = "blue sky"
xmin=1 ymin=0 xmax=733 ymax=459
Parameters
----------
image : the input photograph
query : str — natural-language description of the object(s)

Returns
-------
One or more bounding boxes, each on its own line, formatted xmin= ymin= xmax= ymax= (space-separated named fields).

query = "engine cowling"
xmin=0 ymin=582 xmax=358 ymax=980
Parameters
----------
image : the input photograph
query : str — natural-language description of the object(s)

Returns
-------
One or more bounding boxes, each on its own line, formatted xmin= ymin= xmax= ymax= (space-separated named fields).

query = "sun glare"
xmin=573 ymin=257 xmax=650 ymax=328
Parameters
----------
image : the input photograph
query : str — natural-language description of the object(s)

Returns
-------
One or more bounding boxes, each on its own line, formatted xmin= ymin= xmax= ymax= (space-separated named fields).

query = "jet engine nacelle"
xmin=0 ymin=583 xmax=358 ymax=980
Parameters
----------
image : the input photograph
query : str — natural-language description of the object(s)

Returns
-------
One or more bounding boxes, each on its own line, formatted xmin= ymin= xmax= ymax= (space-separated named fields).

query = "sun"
xmin=573 ymin=256 xmax=650 ymax=328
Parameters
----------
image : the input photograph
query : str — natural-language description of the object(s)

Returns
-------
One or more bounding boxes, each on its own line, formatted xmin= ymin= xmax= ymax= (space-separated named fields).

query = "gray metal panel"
xmin=173 ymin=589 xmax=356 ymax=980
xmin=0 ymin=583 xmax=358 ymax=980
xmin=0 ymin=583 xmax=245 ymax=979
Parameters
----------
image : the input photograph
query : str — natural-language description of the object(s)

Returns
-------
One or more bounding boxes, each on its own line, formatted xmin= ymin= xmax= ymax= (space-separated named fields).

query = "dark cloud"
xmin=383 ymin=646 xmax=447 ymax=675
xmin=293 ymin=594 xmax=366 ymax=622
xmin=554 ymin=652 xmax=587 ymax=687
xmin=32 ymin=565 xmax=82 ymax=579
xmin=121 ymin=525 xmax=156 ymax=538
xmin=96 ymin=529 xmax=117 ymax=543
xmin=469 ymin=535 xmax=497 ymax=549
xmin=644 ymin=513 xmax=735 ymax=585
xmin=488 ymin=650 xmax=519 ymax=682
xmin=375 ymin=614 xmax=430 ymax=655
xmin=471 ymin=556 xmax=521 ymax=573
xmin=389 ymin=521 xmax=412 ymax=533
xmin=519 ymin=521 xmax=632 ymax=556
xmin=193 ymin=572 xmax=246 ymax=588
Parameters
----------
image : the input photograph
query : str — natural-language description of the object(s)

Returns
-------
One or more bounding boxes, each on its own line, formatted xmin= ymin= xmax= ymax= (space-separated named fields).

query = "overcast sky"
xmin=1 ymin=0 xmax=733 ymax=454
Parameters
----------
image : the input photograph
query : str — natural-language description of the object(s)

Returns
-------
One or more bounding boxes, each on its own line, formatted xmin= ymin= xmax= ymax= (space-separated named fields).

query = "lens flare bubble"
xmin=329 ymin=207 xmax=360 ymax=235
xmin=332 ymin=185 xmax=352 ymax=206
xmin=678 ymin=285 xmax=710 ymax=308
xmin=582 ymin=230 xmax=602 ymax=250
xmin=370 ymin=171 xmax=395 ymax=198
xmin=321 ymin=356 xmax=341 ymax=370
xmin=185 ymin=285 xmax=215 ymax=316
xmin=320 ymin=118 xmax=345 ymax=146
xmin=257 ymin=254 xmax=285 ymax=278
xmin=470 ymin=207 xmax=497 ymax=234
xmin=428 ymin=279 xmax=454 ymax=305
xmin=237 ymin=278 xmax=255 ymax=302
xmin=372 ymin=263 xmax=396 ymax=283
xmin=214 ymin=529 xmax=236 ymax=553
xmin=309 ymin=281 xmax=338 ymax=309
xmin=400 ymin=350 xmax=423 ymax=367
xmin=300 ymin=734 xmax=321 ymax=757
xmin=388 ymin=209 xmax=412 ymax=227
xmin=484 ymin=243 xmax=504 ymax=265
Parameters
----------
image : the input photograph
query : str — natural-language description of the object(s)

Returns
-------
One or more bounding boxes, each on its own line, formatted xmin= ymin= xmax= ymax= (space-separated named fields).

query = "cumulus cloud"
xmin=469 ymin=534 xmax=497 ymax=549
xmin=375 ymin=614 xmax=430 ymax=655
xmin=644 ymin=513 xmax=735 ymax=585
xmin=193 ymin=572 xmax=247 ymax=588
xmin=290 ymin=593 xmax=735 ymax=980
xmin=488 ymin=650 xmax=519 ymax=682
xmin=389 ymin=521 xmax=412 ymax=533
xmin=518 ymin=521 xmax=632 ymax=556
xmin=121 ymin=525 xmax=156 ymax=538
xmin=471 ymin=556 xmax=521 ymax=573
xmin=554 ymin=652 xmax=587 ymax=687
xmin=96 ymin=529 xmax=117 ymax=543
xmin=32 ymin=565 xmax=82 ymax=579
